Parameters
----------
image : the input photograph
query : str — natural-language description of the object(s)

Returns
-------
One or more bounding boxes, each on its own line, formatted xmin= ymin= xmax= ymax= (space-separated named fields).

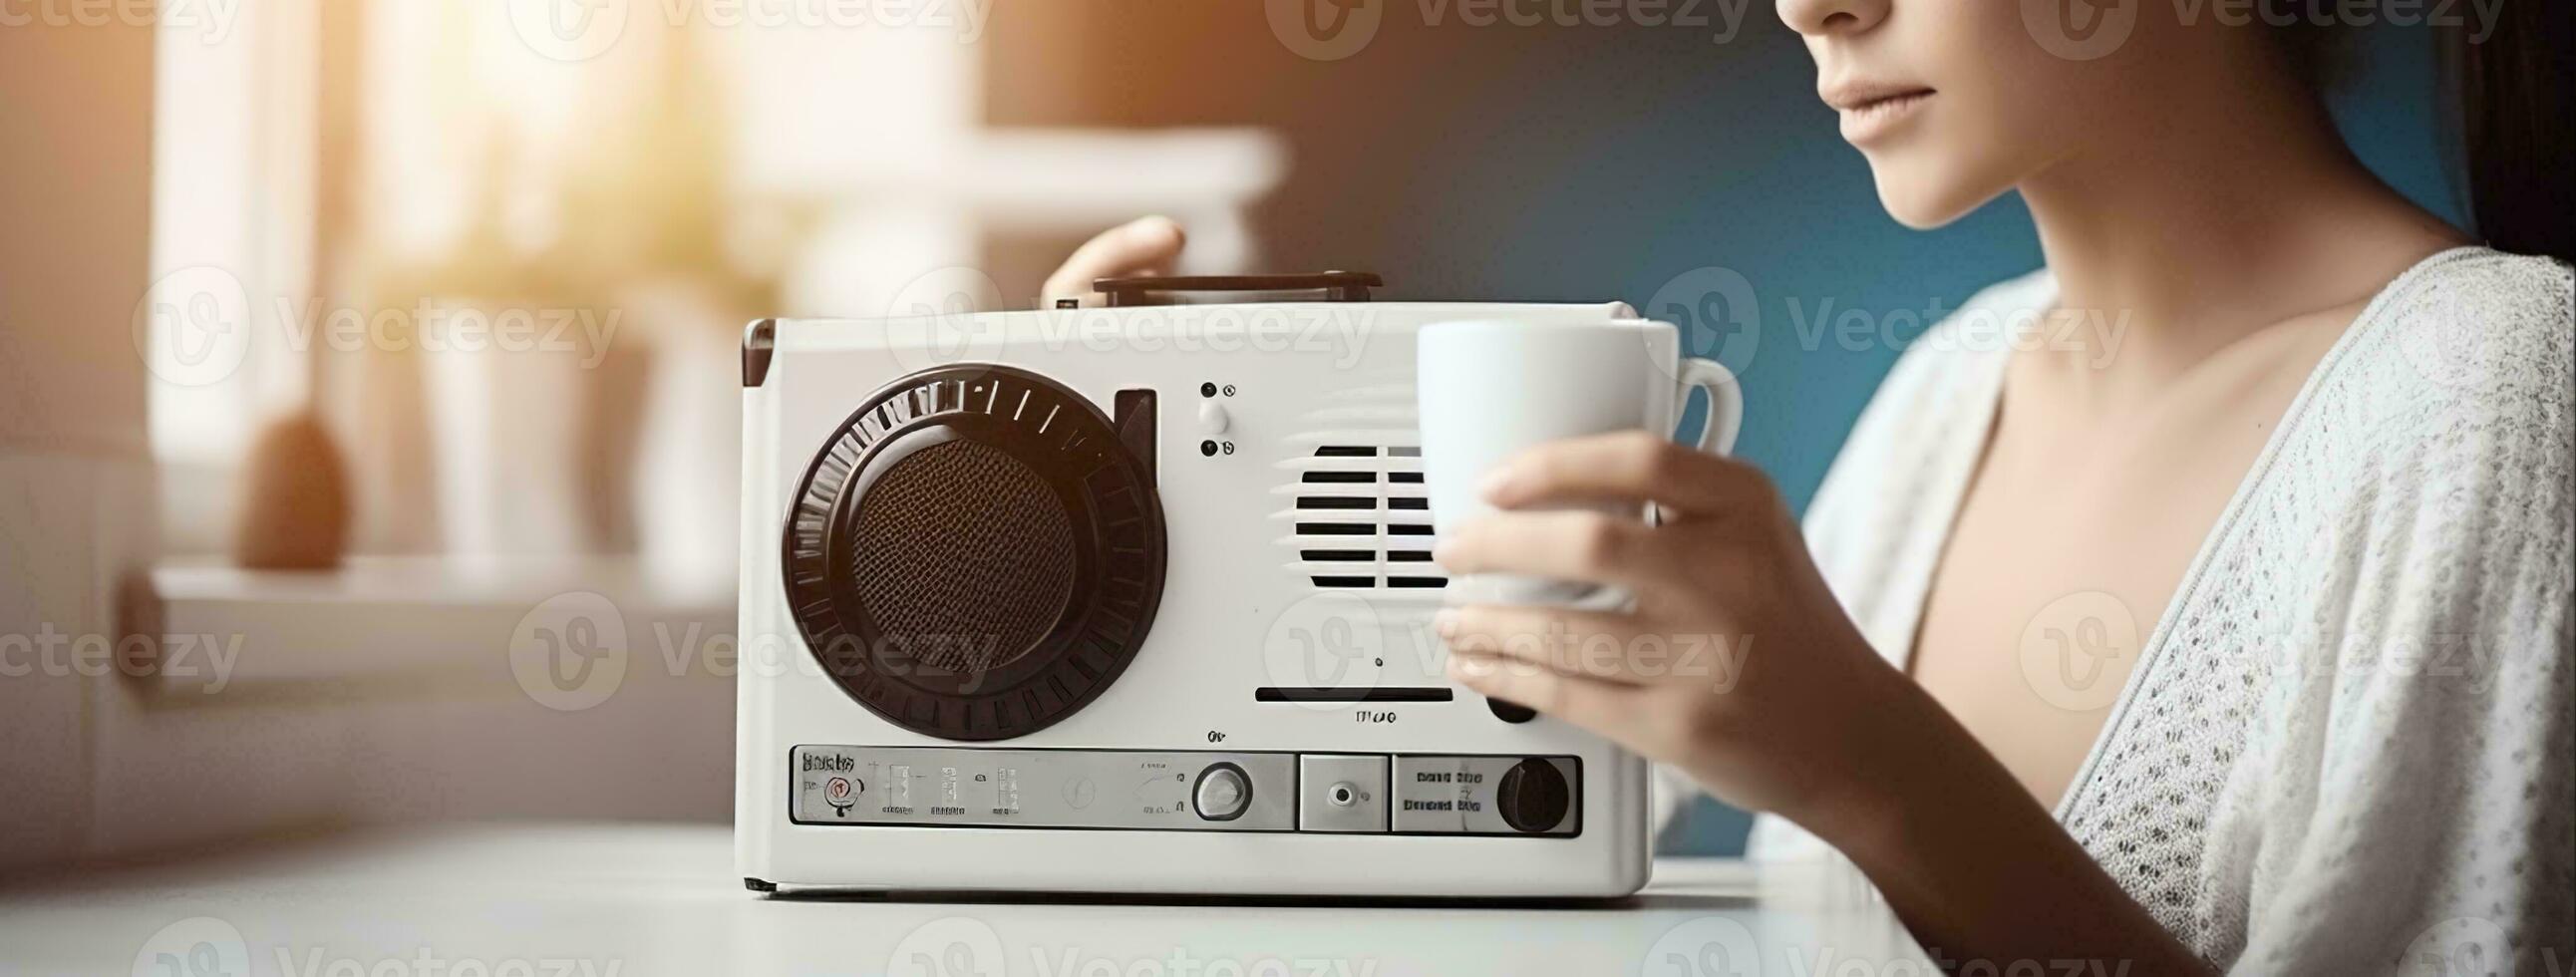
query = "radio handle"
xmin=1076 ymin=271 xmax=1384 ymax=308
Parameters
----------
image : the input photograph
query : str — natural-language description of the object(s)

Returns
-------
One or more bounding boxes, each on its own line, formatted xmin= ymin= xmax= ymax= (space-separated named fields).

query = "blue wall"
xmin=994 ymin=9 xmax=2470 ymax=855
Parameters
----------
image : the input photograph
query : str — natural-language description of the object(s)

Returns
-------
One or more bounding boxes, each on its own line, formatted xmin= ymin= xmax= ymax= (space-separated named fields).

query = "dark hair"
xmin=2277 ymin=20 xmax=2353 ymax=88
xmin=2446 ymin=4 xmax=2574 ymax=264
xmin=2282 ymin=9 xmax=2571 ymax=265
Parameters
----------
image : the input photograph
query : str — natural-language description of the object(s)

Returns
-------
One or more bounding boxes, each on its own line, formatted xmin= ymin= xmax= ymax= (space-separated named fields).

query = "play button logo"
xmin=1267 ymin=0 xmax=1383 ymax=62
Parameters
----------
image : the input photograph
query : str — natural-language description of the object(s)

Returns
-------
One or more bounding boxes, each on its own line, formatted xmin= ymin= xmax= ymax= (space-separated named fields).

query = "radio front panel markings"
xmin=791 ymin=746 xmax=1579 ymax=836
xmin=790 ymin=746 xmax=1295 ymax=831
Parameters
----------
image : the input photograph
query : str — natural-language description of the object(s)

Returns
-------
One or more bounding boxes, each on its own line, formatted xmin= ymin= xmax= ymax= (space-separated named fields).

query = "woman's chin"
xmin=1867 ymin=162 xmax=2001 ymax=230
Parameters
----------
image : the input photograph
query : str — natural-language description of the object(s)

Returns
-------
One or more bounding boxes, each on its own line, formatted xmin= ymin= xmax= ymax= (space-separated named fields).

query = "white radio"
xmin=734 ymin=273 xmax=1652 ymax=897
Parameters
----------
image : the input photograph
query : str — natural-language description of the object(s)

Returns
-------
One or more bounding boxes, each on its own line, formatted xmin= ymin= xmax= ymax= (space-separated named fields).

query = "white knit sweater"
xmin=1662 ymin=247 xmax=2574 ymax=973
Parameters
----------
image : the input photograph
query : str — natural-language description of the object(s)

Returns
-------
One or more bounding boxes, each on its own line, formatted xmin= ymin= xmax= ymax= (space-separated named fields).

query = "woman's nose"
xmin=1775 ymin=0 xmax=1889 ymax=38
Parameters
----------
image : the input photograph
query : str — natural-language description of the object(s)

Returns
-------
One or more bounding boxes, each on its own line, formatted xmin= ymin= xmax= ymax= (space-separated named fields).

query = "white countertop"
xmin=0 ymin=823 xmax=1930 ymax=976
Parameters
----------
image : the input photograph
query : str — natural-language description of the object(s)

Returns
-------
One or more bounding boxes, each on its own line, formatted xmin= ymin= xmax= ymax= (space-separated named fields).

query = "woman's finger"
xmin=1433 ymin=509 xmax=1683 ymax=593
xmin=1482 ymin=431 xmax=1775 ymax=519
xmin=1437 ymin=603 xmax=1656 ymax=684
xmin=1040 ymin=215 xmax=1187 ymax=307
xmin=1445 ymin=651 xmax=1636 ymax=731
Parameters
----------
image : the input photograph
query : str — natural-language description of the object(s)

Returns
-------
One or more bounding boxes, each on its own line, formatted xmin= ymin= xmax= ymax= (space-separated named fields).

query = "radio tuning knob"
xmin=1495 ymin=759 xmax=1571 ymax=833
xmin=1193 ymin=764 xmax=1251 ymax=821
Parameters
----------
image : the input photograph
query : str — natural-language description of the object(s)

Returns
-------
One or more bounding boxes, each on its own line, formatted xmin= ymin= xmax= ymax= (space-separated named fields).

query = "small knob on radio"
xmin=1193 ymin=764 xmax=1251 ymax=821
xmin=1495 ymin=759 xmax=1570 ymax=833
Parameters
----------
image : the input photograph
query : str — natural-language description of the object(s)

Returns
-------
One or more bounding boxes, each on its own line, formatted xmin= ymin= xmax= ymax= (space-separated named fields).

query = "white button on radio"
xmin=1196 ymin=401 xmax=1230 ymax=436
xmin=1193 ymin=765 xmax=1251 ymax=821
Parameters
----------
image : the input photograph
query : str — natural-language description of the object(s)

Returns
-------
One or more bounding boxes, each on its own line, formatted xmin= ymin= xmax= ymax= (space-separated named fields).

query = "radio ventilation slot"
xmin=1274 ymin=430 xmax=1447 ymax=600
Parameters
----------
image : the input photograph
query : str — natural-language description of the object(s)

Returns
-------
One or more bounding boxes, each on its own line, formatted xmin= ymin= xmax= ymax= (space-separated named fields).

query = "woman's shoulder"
xmin=2371 ymin=245 xmax=2572 ymax=331
xmin=2340 ymin=245 xmax=2569 ymax=383
xmin=2303 ymin=247 xmax=2571 ymax=468
xmin=2248 ymin=248 xmax=2572 ymax=622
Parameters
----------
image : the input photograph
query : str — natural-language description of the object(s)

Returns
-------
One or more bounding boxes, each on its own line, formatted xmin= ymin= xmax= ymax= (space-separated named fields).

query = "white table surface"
xmin=0 ymin=823 xmax=1932 ymax=976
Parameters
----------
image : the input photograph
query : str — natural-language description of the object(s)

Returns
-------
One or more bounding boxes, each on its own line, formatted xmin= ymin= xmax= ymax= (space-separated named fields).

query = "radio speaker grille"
xmin=848 ymin=439 xmax=1078 ymax=675
xmin=1273 ymin=387 xmax=1448 ymax=601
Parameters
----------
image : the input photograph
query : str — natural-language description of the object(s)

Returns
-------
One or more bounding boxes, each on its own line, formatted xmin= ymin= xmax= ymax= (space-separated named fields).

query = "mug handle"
xmin=1676 ymin=357 xmax=1743 ymax=456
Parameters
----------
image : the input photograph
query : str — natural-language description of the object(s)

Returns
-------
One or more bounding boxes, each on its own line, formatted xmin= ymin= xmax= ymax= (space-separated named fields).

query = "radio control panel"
xmin=789 ymin=746 xmax=1580 ymax=836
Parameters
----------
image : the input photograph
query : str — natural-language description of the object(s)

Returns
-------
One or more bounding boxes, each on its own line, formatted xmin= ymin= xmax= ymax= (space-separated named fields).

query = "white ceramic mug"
xmin=1418 ymin=318 xmax=1744 ymax=607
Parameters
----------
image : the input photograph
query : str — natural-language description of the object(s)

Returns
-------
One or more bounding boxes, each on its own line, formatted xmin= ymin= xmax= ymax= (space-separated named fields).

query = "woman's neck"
xmin=2017 ymin=57 xmax=2466 ymax=392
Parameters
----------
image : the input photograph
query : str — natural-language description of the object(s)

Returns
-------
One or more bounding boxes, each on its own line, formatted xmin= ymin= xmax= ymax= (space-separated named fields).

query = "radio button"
xmin=1192 ymin=764 xmax=1251 ymax=821
xmin=1297 ymin=755 xmax=1389 ymax=832
xmin=1496 ymin=759 xmax=1571 ymax=833
xmin=1458 ymin=756 xmax=1580 ymax=835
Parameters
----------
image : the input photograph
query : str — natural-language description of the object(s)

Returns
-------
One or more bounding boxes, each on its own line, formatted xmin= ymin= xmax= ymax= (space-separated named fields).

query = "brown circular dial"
xmin=781 ymin=365 xmax=1165 ymax=741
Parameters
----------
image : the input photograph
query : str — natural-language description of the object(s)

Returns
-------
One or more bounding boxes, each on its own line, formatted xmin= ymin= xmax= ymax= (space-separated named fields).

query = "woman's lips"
xmin=1826 ymin=87 xmax=1936 ymax=145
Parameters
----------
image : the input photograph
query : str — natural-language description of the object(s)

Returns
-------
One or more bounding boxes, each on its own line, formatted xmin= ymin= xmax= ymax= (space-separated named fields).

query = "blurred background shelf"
xmin=136 ymin=555 xmax=732 ymax=689
xmin=71 ymin=556 xmax=742 ymax=862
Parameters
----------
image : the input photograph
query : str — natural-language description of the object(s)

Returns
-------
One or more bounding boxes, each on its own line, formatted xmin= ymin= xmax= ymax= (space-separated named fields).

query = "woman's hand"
xmin=1438 ymin=431 xmax=2211 ymax=973
xmin=1433 ymin=431 xmax=1909 ymax=831
xmin=1040 ymin=216 xmax=1188 ymax=308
